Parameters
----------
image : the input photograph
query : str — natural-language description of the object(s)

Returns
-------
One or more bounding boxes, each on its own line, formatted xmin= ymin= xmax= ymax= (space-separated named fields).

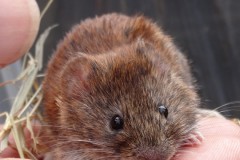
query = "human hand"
xmin=0 ymin=0 xmax=40 ymax=68
xmin=0 ymin=120 xmax=41 ymax=160
xmin=0 ymin=0 xmax=40 ymax=159
xmin=176 ymin=117 xmax=240 ymax=160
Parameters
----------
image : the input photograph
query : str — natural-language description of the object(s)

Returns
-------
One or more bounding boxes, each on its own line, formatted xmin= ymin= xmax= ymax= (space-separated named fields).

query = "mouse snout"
xmin=138 ymin=148 xmax=171 ymax=160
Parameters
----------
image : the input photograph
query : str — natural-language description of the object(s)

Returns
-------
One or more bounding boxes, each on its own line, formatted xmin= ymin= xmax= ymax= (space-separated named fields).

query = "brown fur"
xmin=42 ymin=13 xmax=200 ymax=160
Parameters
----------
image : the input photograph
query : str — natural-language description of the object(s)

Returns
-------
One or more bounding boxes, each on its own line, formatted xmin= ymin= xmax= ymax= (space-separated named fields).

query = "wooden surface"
xmin=37 ymin=0 xmax=240 ymax=116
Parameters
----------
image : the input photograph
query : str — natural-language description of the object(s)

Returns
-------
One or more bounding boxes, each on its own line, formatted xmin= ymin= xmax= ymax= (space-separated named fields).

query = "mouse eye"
xmin=158 ymin=105 xmax=168 ymax=118
xmin=110 ymin=115 xmax=124 ymax=131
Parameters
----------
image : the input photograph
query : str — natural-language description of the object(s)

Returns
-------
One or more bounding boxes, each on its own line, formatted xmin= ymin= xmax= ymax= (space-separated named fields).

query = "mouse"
xmin=41 ymin=13 xmax=210 ymax=160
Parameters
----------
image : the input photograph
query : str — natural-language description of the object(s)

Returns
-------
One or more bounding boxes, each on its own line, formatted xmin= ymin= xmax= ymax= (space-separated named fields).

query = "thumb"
xmin=0 ymin=0 xmax=40 ymax=68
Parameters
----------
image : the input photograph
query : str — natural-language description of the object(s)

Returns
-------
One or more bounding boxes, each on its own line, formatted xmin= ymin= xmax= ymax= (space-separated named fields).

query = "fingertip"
xmin=0 ymin=0 xmax=40 ymax=67
xmin=0 ymin=146 xmax=19 ymax=158
xmin=176 ymin=117 xmax=240 ymax=160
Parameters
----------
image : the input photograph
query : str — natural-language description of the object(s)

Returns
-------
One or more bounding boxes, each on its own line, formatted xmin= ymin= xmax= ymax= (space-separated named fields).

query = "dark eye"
xmin=158 ymin=105 xmax=168 ymax=118
xmin=110 ymin=115 xmax=124 ymax=131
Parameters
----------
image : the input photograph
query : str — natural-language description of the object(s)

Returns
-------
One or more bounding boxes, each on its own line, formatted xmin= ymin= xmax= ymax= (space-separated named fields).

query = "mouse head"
xmin=56 ymin=41 xmax=200 ymax=160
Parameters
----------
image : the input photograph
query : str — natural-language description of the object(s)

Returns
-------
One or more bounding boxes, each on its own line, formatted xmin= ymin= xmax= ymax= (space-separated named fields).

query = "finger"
xmin=176 ymin=117 xmax=240 ymax=160
xmin=0 ymin=121 xmax=42 ymax=158
xmin=0 ymin=146 xmax=19 ymax=158
xmin=0 ymin=0 xmax=40 ymax=68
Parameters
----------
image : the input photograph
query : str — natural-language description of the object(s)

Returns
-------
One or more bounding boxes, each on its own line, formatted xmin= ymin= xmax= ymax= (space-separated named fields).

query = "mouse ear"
xmin=60 ymin=54 xmax=96 ymax=99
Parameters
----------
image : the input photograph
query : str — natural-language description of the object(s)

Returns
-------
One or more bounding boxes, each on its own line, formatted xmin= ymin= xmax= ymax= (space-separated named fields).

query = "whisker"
xmin=218 ymin=109 xmax=240 ymax=114
xmin=217 ymin=105 xmax=240 ymax=111
xmin=174 ymin=149 xmax=198 ymax=159
xmin=214 ymin=101 xmax=240 ymax=111
xmin=59 ymin=147 xmax=118 ymax=160
xmin=38 ymin=137 xmax=108 ymax=153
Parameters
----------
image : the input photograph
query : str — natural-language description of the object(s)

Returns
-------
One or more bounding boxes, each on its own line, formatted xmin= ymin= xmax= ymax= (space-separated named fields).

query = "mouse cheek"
xmin=137 ymin=142 xmax=176 ymax=160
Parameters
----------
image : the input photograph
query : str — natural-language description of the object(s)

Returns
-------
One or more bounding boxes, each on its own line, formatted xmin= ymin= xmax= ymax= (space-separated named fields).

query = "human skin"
xmin=0 ymin=0 xmax=40 ymax=68
xmin=0 ymin=0 xmax=240 ymax=159
xmin=0 ymin=122 xmax=40 ymax=159
xmin=177 ymin=117 xmax=240 ymax=160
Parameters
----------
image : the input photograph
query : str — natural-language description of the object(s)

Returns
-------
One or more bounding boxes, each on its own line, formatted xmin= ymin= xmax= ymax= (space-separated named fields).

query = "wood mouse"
xmin=42 ymin=13 xmax=214 ymax=160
